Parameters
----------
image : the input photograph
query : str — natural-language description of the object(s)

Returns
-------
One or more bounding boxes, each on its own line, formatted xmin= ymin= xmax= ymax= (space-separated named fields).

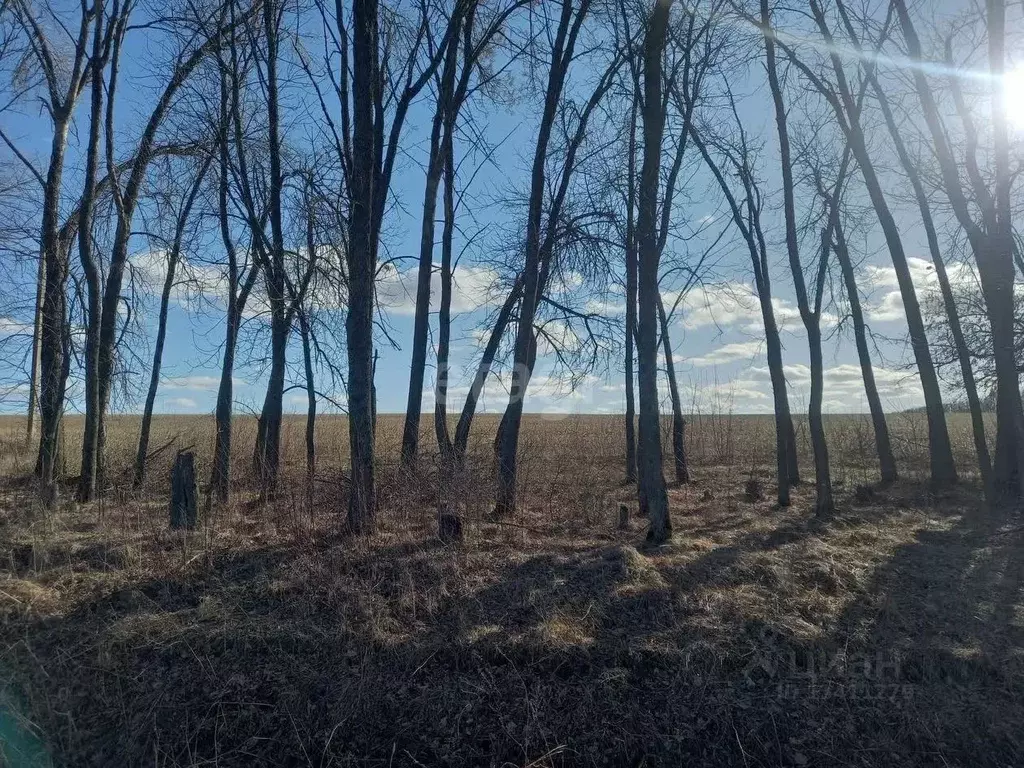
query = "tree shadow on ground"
xmin=2 ymin=481 xmax=1022 ymax=767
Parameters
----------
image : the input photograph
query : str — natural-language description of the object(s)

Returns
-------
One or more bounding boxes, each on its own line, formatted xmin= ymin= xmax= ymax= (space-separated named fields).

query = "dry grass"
xmin=0 ymin=413 xmax=1021 ymax=766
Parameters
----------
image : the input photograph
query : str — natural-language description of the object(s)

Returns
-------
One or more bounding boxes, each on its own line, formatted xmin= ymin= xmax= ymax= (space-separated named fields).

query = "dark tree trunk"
xmin=134 ymin=157 xmax=210 ymax=487
xmin=865 ymin=64 xmax=988 ymax=489
xmin=299 ymin=311 xmax=316 ymax=485
xmin=658 ymin=297 xmax=689 ymax=484
xmin=38 ymin=222 xmax=71 ymax=506
xmin=802 ymin=0 xmax=956 ymax=487
xmin=254 ymin=318 xmax=288 ymax=495
xmin=624 ymin=95 xmax=639 ymax=485
xmin=209 ymin=62 xmax=257 ymax=506
xmin=806 ymin=325 xmax=833 ymax=514
xmin=77 ymin=10 xmax=106 ymax=502
xmin=170 ymin=451 xmax=198 ymax=530
xmin=636 ymin=0 xmax=673 ymax=543
xmin=26 ymin=247 xmax=44 ymax=447
xmin=402 ymin=83 xmax=447 ymax=466
xmin=494 ymin=0 xmax=591 ymax=517
xmin=211 ymin=309 xmax=240 ymax=503
xmin=134 ymin=248 xmax=178 ymax=488
xmin=23 ymin=3 xmax=92 ymax=503
xmin=767 ymin=315 xmax=796 ymax=503
xmin=434 ymin=112 xmax=458 ymax=460
xmin=403 ymin=19 xmax=462 ymax=467
xmin=453 ymin=278 xmax=522 ymax=461
xmin=848 ymin=133 xmax=955 ymax=485
xmin=763 ymin=0 xmax=833 ymax=514
xmin=833 ymin=219 xmax=898 ymax=483
xmin=252 ymin=0 xmax=289 ymax=499
xmin=346 ymin=0 xmax=379 ymax=533
xmin=689 ymin=125 xmax=796 ymax=506
xmin=985 ymin=0 xmax=1024 ymax=503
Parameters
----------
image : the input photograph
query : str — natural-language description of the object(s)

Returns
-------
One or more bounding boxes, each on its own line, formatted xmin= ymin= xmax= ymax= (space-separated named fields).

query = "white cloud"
xmin=862 ymin=257 xmax=979 ymax=323
xmin=768 ymin=363 xmax=923 ymax=409
xmin=689 ymin=340 xmax=764 ymax=367
xmin=376 ymin=264 xmax=501 ymax=316
xmin=130 ymin=250 xmax=229 ymax=310
xmin=670 ymin=283 xmax=833 ymax=334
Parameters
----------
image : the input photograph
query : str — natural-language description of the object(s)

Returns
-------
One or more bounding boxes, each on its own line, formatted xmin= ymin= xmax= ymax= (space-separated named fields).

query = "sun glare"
xmin=1003 ymin=67 xmax=1024 ymax=127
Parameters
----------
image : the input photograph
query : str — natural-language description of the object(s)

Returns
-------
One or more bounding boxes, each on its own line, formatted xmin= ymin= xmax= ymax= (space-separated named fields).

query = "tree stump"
xmin=170 ymin=451 xmax=198 ymax=530
xmin=438 ymin=503 xmax=463 ymax=544
xmin=618 ymin=503 xmax=630 ymax=530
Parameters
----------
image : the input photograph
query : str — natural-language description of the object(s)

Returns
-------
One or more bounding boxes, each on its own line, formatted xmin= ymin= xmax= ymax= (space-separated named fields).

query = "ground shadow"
xmin=2 ymin=481 xmax=1022 ymax=766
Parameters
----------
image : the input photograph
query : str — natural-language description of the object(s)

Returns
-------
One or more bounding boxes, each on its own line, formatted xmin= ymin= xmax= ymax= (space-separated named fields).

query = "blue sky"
xmin=0 ymin=0 xmax=990 ymax=418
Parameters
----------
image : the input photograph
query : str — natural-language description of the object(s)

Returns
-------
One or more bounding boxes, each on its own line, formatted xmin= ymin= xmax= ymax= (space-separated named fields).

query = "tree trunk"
xmin=434 ymin=110 xmax=458 ymax=460
xmin=251 ymin=0 xmax=289 ymax=500
xmin=868 ymin=69 xmax=989 ymax=489
xmin=403 ymin=23 xmax=461 ymax=467
xmin=494 ymin=0 xmax=589 ymax=518
xmin=806 ymin=324 xmax=833 ymax=515
xmin=624 ymin=95 xmax=639 ymax=485
xmin=985 ymin=0 xmax=1024 ymax=503
xmin=803 ymin=0 xmax=956 ymax=486
xmin=658 ymin=296 xmax=688 ymax=484
xmin=211 ymin=308 xmax=240 ymax=504
xmin=299 ymin=312 xmax=316 ymax=485
xmin=401 ymin=92 xmax=446 ymax=467
xmin=834 ymin=219 xmax=898 ymax=483
xmin=134 ymin=157 xmax=210 ymax=488
xmin=170 ymin=451 xmax=198 ymax=530
xmin=38 ymin=227 xmax=71 ymax=506
xmin=453 ymin=278 xmax=522 ymax=461
xmin=766 ymin=317 xmax=795 ymax=504
xmin=209 ymin=62 xmax=254 ymax=506
xmin=26 ymin=248 xmax=44 ymax=447
xmin=254 ymin=318 xmax=288 ymax=496
xmin=852 ymin=141 xmax=955 ymax=485
xmin=636 ymin=0 xmax=673 ymax=543
xmin=134 ymin=248 xmax=178 ymax=488
xmin=346 ymin=0 xmax=379 ymax=533
xmin=689 ymin=125 xmax=797 ymax=505
xmin=762 ymin=0 xmax=832 ymax=514
xmin=77 ymin=14 xmax=106 ymax=502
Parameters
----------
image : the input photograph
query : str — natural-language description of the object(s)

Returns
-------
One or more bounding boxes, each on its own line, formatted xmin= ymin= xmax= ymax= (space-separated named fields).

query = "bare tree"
xmin=77 ymin=0 xmax=253 ymax=501
xmin=636 ymin=0 xmax=673 ymax=542
xmin=765 ymin=0 xmax=957 ymax=487
xmin=345 ymin=0 xmax=380 ymax=532
xmin=400 ymin=8 xmax=463 ymax=467
xmin=762 ymin=0 xmax=845 ymax=515
xmin=77 ymin=0 xmax=122 ymax=501
xmin=434 ymin=0 xmax=527 ymax=463
xmin=811 ymin=149 xmax=898 ymax=484
xmin=623 ymin=92 xmax=639 ymax=484
xmin=841 ymin=233 xmax=898 ymax=483
xmin=133 ymin=153 xmax=213 ymax=487
xmin=493 ymin=0 xmax=615 ymax=517
xmin=689 ymin=98 xmax=800 ymax=507
xmin=892 ymin=0 xmax=1020 ymax=502
xmin=4 ymin=0 xmax=95 ymax=500
xmin=210 ymin=31 xmax=261 ymax=504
